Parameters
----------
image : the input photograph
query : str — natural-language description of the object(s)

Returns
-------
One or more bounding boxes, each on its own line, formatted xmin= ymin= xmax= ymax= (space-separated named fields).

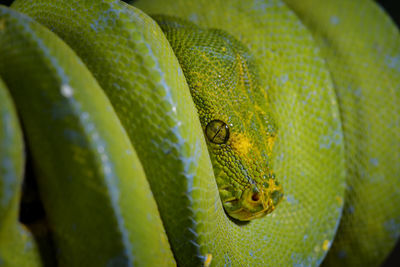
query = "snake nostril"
xmin=251 ymin=192 xmax=260 ymax=202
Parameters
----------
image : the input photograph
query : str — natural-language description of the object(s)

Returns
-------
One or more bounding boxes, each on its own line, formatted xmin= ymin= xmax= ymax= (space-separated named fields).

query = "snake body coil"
xmin=0 ymin=0 xmax=399 ymax=266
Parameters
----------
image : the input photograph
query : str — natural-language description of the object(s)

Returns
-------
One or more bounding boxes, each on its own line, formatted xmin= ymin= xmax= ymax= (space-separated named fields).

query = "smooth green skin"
xmin=5 ymin=0 xmax=400 ymax=266
xmin=12 ymin=0 xmax=344 ymax=265
xmin=0 ymin=78 xmax=42 ymax=266
xmin=12 ymin=1 xmax=216 ymax=265
xmin=135 ymin=1 xmax=400 ymax=265
xmin=136 ymin=1 xmax=346 ymax=265
xmin=283 ymin=1 xmax=400 ymax=266
xmin=0 ymin=6 xmax=174 ymax=266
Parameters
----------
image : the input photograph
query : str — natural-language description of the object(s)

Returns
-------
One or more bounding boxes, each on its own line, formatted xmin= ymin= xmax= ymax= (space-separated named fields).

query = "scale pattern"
xmin=284 ymin=0 xmax=400 ymax=265
xmin=135 ymin=0 xmax=346 ymax=265
xmin=2 ymin=0 xmax=399 ymax=266
xmin=0 ymin=7 xmax=174 ymax=266
xmin=155 ymin=16 xmax=283 ymax=221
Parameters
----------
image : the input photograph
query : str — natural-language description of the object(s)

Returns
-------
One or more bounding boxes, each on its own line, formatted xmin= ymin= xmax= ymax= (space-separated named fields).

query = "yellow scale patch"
xmin=268 ymin=178 xmax=281 ymax=192
xmin=203 ymin=253 xmax=212 ymax=267
xmin=230 ymin=132 xmax=252 ymax=156
xmin=267 ymin=135 xmax=276 ymax=154
xmin=236 ymin=53 xmax=254 ymax=90
xmin=322 ymin=240 xmax=331 ymax=251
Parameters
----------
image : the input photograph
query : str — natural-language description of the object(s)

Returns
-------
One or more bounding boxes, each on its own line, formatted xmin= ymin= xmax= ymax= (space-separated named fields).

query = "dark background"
xmin=0 ymin=0 xmax=399 ymax=266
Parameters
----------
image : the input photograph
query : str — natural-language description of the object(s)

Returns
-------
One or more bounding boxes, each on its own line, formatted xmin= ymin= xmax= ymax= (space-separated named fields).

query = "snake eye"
xmin=205 ymin=120 xmax=230 ymax=144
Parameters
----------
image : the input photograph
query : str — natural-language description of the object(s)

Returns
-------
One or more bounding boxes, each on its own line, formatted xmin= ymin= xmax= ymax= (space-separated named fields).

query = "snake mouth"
xmin=222 ymin=186 xmax=279 ymax=221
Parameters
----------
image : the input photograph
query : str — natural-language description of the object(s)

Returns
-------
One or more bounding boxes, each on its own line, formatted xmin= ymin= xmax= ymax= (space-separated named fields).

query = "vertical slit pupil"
xmin=206 ymin=120 xmax=229 ymax=144
xmin=211 ymin=127 xmax=222 ymax=142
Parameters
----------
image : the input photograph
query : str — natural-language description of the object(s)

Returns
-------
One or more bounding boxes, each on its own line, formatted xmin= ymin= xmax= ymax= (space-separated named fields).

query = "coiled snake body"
xmin=0 ymin=0 xmax=399 ymax=266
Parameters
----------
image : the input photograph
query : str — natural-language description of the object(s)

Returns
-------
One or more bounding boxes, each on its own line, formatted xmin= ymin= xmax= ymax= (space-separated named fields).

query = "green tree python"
xmin=0 ymin=0 xmax=399 ymax=266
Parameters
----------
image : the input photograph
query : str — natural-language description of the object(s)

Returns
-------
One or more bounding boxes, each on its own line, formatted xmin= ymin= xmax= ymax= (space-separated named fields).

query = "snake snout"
xmin=226 ymin=186 xmax=275 ymax=221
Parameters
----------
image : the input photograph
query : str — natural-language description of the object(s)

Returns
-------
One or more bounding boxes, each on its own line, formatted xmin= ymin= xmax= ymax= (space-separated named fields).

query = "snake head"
xmin=154 ymin=15 xmax=284 ymax=221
